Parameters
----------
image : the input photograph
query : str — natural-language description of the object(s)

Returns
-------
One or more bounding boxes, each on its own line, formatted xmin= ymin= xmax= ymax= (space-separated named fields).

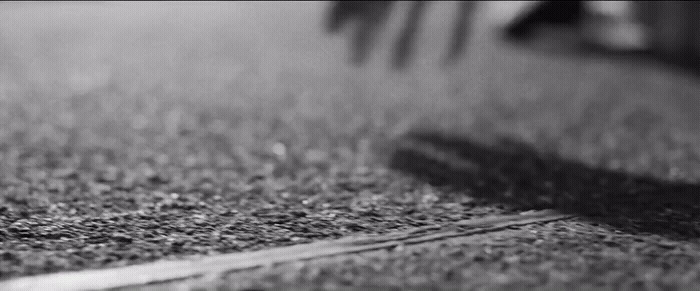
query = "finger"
xmin=349 ymin=1 xmax=395 ymax=65
xmin=443 ymin=1 xmax=479 ymax=66
xmin=325 ymin=1 xmax=361 ymax=34
xmin=391 ymin=1 xmax=429 ymax=70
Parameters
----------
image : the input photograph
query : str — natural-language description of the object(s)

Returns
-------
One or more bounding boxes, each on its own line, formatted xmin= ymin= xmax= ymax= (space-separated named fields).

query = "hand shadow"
xmin=389 ymin=131 xmax=700 ymax=240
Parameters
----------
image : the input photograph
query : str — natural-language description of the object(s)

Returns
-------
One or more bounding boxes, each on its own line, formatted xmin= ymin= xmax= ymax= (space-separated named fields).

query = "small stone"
xmin=271 ymin=142 xmax=287 ymax=158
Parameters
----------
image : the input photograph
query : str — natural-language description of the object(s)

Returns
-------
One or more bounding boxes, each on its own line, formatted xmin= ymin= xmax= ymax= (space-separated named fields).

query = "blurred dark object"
xmin=391 ymin=1 xmax=427 ymax=70
xmin=324 ymin=1 xmax=700 ymax=72
xmin=390 ymin=132 xmax=700 ymax=239
xmin=325 ymin=1 xmax=478 ymax=70
xmin=634 ymin=1 xmax=700 ymax=70
xmin=504 ymin=1 xmax=585 ymax=40
xmin=325 ymin=1 xmax=395 ymax=66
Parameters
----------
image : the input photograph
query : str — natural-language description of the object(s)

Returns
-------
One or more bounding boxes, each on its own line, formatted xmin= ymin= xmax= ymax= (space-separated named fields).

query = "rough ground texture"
xmin=1 ymin=3 xmax=700 ymax=290
xmin=144 ymin=219 xmax=700 ymax=291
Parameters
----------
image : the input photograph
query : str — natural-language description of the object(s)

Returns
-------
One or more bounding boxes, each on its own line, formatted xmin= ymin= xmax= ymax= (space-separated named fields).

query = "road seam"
xmin=0 ymin=210 xmax=573 ymax=291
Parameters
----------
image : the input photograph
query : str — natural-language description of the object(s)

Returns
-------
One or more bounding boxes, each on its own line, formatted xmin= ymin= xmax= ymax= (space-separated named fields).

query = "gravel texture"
xmin=149 ymin=219 xmax=700 ymax=291
xmin=0 ymin=86 xmax=515 ymax=279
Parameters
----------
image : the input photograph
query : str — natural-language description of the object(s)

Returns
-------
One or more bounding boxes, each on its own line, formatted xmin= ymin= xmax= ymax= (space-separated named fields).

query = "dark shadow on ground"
xmin=389 ymin=131 xmax=700 ymax=240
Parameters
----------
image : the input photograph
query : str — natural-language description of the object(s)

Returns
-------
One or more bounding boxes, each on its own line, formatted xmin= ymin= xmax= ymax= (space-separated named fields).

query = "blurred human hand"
xmin=324 ymin=1 xmax=478 ymax=70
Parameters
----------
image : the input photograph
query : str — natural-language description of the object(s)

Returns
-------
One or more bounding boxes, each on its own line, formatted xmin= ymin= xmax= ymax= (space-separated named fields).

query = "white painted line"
xmin=0 ymin=210 xmax=572 ymax=291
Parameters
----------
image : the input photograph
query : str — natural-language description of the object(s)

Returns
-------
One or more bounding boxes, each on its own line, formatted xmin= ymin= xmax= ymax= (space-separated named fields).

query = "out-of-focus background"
xmin=0 ymin=2 xmax=343 ymax=97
